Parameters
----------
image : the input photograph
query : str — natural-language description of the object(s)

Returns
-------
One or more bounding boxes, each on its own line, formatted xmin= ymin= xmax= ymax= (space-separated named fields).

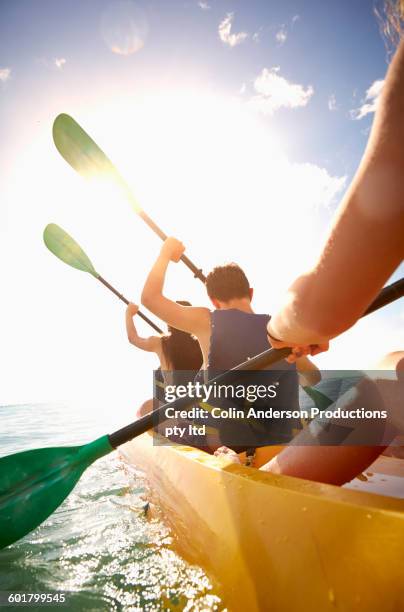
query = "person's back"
xmin=201 ymin=307 xmax=300 ymax=449
xmin=207 ymin=309 xmax=270 ymax=370
xmin=141 ymin=253 xmax=305 ymax=449
xmin=125 ymin=300 xmax=202 ymax=414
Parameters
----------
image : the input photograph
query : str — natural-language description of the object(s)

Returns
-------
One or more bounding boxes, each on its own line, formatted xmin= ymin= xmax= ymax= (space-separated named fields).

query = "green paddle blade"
xmin=53 ymin=113 xmax=119 ymax=180
xmin=303 ymin=386 xmax=334 ymax=411
xmin=52 ymin=113 xmax=142 ymax=213
xmin=43 ymin=223 xmax=98 ymax=277
xmin=0 ymin=436 xmax=112 ymax=549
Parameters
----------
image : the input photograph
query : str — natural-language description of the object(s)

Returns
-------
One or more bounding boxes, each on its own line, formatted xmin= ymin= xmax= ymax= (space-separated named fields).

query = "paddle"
xmin=52 ymin=114 xmax=206 ymax=283
xmin=43 ymin=223 xmax=163 ymax=334
xmin=1 ymin=278 xmax=403 ymax=550
xmin=0 ymin=342 xmax=288 ymax=551
xmin=300 ymin=277 xmax=404 ymax=408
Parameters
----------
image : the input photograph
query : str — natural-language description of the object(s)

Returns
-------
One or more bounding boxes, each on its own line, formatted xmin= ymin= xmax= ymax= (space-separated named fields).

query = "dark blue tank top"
xmin=197 ymin=309 xmax=301 ymax=448
xmin=208 ymin=309 xmax=273 ymax=370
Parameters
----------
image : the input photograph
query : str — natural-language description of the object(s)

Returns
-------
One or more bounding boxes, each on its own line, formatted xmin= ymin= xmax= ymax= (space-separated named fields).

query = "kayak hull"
xmin=121 ymin=434 xmax=404 ymax=612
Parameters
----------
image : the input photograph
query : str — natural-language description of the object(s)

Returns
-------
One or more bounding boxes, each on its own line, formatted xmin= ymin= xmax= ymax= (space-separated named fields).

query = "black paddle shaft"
xmin=138 ymin=210 xmax=206 ymax=283
xmin=97 ymin=275 xmax=163 ymax=334
xmin=363 ymin=277 xmax=404 ymax=315
xmin=108 ymin=277 xmax=404 ymax=448
xmin=108 ymin=345 xmax=291 ymax=448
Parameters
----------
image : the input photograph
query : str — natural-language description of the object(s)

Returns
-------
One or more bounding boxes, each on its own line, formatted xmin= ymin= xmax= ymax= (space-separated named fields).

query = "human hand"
xmin=214 ymin=446 xmax=242 ymax=464
xmin=267 ymin=327 xmax=329 ymax=363
xmin=160 ymin=237 xmax=185 ymax=263
xmin=126 ymin=302 xmax=139 ymax=317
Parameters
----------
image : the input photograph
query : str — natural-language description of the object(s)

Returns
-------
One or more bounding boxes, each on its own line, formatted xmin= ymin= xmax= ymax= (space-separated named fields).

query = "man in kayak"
xmin=141 ymin=240 xmax=320 ymax=452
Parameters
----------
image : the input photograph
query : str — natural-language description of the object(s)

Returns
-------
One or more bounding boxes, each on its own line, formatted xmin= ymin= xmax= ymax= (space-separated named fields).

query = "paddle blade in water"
xmin=53 ymin=114 xmax=118 ymax=179
xmin=43 ymin=223 xmax=98 ymax=277
xmin=0 ymin=436 xmax=112 ymax=549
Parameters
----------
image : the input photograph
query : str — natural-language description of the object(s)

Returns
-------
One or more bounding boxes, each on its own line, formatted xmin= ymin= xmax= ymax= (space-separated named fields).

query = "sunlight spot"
xmin=79 ymin=89 xmax=345 ymax=299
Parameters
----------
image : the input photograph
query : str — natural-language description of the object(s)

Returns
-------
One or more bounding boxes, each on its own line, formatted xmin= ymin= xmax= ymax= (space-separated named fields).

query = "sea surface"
xmin=0 ymin=404 xmax=224 ymax=611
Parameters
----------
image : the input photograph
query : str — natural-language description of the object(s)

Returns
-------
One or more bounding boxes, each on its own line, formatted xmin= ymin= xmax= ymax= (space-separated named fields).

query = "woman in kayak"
xmin=126 ymin=301 xmax=203 ymax=417
xmin=260 ymin=3 xmax=404 ymax=484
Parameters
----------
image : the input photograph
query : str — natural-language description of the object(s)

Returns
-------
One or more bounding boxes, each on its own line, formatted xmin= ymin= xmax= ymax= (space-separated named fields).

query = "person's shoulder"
xmin=197 ymin=306 xmax=212 ymax=322
xmin=150 ymin=335 xmax=163 ymax=351
xmin=185 ymin=305 xmax=211 ymax=326
xmin=241 ymin=310 xmax=270 ymax=320
xmin=188 ymin=305 xmax=211 ymax=316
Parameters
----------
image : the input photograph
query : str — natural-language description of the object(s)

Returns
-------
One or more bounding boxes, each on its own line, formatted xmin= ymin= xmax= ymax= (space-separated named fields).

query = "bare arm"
xmin=141 ymin=237 xmax=210 ymax=336
xmin=126 ymin=303 xmax=161 ymax=353
xmin=260 ymin=379 xmax=387 ymax=485
xmin=268 ymin=41 xmax=404 ymax=348
xmin=296 ymin=356 xmax=321 ymax=387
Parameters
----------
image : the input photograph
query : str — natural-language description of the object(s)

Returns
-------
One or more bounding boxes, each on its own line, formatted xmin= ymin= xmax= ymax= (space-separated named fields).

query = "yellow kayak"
xmin=120 ymin=434 xmax=404 ymax=612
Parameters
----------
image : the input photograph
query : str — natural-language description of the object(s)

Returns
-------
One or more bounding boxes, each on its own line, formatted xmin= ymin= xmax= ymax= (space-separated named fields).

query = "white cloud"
xmin=0 ymin=67 xmax=11 ymax=83
xmin=198 ymin=1 xmax=210 ymax=9
xmin=367 ymin=79 xmax=384 ymax=100
xmin=249 ymin=67 xmax=314 ymax=115
xmin=55 ymin=57 xmax=66 ymax=69
xmin=286 ymin=163 xmax=346 ymax=211
xmin=350 ymin=79 xmax=384 ymax=120
xmin=239 ymin=82 xmax=246 ymax=94
xmin=218 ymin=13 xmax=248 ymax=47
xmin=292 ymin=14 xmax=300 ymax=25
xmin=328 ymin=93 xmax=337 ymax=111
xmin=276 ymin=27 xmax=287 ymax=45
xmin=252 ymin=31 xmax=260 ymax=43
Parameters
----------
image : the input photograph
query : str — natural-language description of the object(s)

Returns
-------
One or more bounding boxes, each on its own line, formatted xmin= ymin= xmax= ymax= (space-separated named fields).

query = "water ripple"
xmin=0 ymin=405 xmax=224 ymax=611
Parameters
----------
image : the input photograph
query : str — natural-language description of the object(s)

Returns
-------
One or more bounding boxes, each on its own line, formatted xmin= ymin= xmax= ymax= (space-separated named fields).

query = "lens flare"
xmin=100 ymin=1 xmax=148 ymax=56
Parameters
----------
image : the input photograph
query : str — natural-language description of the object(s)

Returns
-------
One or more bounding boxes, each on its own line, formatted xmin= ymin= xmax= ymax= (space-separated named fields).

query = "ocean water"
xmin=0 ymin=404 xmax=224 ymax=611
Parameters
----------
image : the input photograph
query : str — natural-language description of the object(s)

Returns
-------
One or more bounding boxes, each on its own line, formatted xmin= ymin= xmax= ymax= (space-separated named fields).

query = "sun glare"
xmin=2 ymin=86 xmax=348 ymax=404
xmin=78 ymin=90 xmax=344 ymax=300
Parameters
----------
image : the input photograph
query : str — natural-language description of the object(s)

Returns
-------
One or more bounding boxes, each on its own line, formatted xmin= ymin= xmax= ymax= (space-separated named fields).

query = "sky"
xmin=1 ymin=0 xmax=403 ymax=425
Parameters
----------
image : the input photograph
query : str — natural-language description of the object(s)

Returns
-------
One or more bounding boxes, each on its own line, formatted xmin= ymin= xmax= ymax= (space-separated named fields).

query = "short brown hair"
xmin=205 ymin=263 xmax=250 ymax=301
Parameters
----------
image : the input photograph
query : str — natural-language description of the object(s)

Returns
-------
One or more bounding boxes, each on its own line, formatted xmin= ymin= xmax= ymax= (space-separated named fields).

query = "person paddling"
xmin=126 ymin=301 xmax=202 ymax=417
xmin=260 ymin=5 xmax=404 ymax=485
xmin=141 ymin=239 xmax=320 ymax=452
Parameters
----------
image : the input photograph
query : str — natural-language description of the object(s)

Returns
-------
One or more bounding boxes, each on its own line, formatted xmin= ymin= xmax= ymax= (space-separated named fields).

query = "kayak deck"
xmin=120 ymin=434 xmax=404 ymax=612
